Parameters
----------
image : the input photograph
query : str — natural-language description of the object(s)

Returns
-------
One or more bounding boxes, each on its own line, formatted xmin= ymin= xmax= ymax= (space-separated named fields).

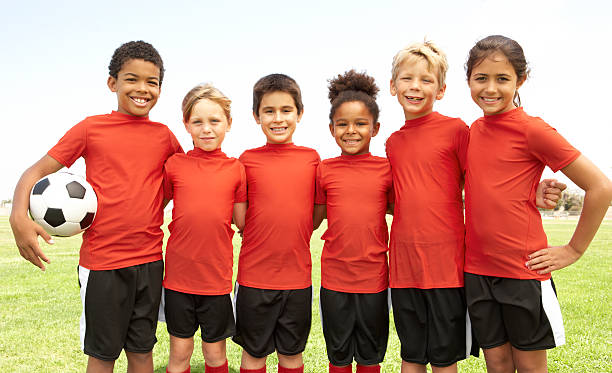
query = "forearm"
xmin=567 ymin=183 xmax=612 ymax=255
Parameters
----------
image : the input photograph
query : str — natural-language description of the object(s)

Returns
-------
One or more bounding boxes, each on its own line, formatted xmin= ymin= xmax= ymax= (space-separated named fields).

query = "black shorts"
xmin=320 ymin=287 xmax=389 ymax=366
xmin=391 ymin=287 xmax=478 ymax=367
xmin=164 ymin=288 xmax=235 ymax=342
xmin=232 ymin=284 xmax=312 ymax=358
xmin=465 ymin=273 xmax=565 ymax=351
xmin=78 ymin=260 xmax=163 ymax=361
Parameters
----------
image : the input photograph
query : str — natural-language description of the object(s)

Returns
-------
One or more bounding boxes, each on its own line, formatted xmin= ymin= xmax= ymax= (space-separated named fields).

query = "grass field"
xmin=0 ymin=217 xmax=610 ymax=372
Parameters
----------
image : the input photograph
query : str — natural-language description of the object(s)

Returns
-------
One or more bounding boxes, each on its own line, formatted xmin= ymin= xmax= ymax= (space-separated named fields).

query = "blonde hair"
xmin=391 ymin=41 xmax=448 ymax=87
xmin=181 ymin=83 xmax=231 ymax=122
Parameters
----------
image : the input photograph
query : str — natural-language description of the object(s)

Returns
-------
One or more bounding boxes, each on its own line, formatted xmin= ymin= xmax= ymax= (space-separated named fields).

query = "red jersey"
xmin=385 ymin=112 xmax=469 ymax=289
xmin=465 ymin=108 xmax=580 ymax=280
xmin=315 ymin=153 xmax=392 ymax=293
xmin=47 ymin=111 xmax=183 ymax=270
xmin=237 ymin=143 xmax=320 ymax=290
xmin=162 ymin=148 xmax=247 ymax=295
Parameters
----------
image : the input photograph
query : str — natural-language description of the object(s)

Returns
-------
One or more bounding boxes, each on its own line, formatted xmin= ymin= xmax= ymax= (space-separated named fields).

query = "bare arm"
xmin=313 ymin=204 xmax=326 ymax=230
xmin=9 ymin=155 xmax=64 ymax=270
xmin=386 ymin=202 xmax=395 ymax=215
xmin=535 ymin=179 xmax=567 ymax=209
xmin=232 ymin=202 xmax=247 ymax=232
xmin=527 ymin=155 xmax=612 ymax=274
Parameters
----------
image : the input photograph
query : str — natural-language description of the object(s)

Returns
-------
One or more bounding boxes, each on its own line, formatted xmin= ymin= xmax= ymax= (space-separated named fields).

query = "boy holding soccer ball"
xmin=10 ymin=41 xmax=182 ymax=373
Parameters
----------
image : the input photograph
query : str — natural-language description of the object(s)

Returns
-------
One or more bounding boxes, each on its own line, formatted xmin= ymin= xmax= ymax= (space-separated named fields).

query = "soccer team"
xmin=9 ymin=37 xmax=612 ymax=373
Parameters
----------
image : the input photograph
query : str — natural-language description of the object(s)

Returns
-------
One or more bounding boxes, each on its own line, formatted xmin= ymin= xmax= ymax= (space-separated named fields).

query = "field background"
xmin=0 ymin=217 xmax=610 ymax=372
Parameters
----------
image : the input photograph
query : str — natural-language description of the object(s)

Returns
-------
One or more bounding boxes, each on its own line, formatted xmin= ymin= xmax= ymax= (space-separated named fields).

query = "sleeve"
xmin=162 ymin=160 xmax=174 ymax=201
xmin=314 ymin=163 xmax=326 ymax=205
xmin=47 ymin=120 xmax=88 ymax=167
xmin=455 ymin=121 xmax=470 ymax=175
xmin=167 ymin=128 xmax=184 ymax=156
xmin=234 ymin=163 xmax=248 ymax=203
xmin=526 ymin=119 xmax=581 ymax=172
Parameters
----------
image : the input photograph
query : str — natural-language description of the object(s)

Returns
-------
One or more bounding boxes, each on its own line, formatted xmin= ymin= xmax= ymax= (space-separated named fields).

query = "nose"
xmin=273 ymin=110 xmax=283 ymax=122
xmin=347 ymin=123 xmax=357 ymax=133
xmin=485 ymin=80 xmax=497 ymax=94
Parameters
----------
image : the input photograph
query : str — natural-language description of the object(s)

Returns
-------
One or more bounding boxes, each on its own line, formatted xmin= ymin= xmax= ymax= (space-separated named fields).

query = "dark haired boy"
xmin=10 ymin=40 xmax=182 ymax=372
xmin=233 ymin=74 xmax=320 ymax=373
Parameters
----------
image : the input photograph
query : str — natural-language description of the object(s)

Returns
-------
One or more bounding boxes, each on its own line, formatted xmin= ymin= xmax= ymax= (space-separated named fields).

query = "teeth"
xmin=270 ymin=127 xmax=286 ymax=133
xmin=482 ymin=97 xmax=498 ymax=102
xmin=132 ymin=97 xmax=148 ymax=104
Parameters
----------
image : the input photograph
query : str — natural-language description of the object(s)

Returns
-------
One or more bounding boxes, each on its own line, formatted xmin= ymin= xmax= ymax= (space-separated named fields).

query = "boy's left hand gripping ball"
xmin=29 ymin=172 xmax=98 ymax=237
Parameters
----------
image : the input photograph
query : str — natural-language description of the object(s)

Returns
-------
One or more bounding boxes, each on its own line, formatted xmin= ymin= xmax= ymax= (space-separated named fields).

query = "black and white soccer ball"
xmin=29 ymin=172 xmax=98 ymax=237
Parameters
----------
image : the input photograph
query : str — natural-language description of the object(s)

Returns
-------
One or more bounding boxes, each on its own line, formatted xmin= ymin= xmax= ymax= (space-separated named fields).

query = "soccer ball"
xmin=29 ymin=172 xmax=98 ymax=237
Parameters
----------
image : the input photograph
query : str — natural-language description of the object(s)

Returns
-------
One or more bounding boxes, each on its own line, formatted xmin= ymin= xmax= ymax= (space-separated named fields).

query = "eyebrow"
xmin=122 ymin=72 xmax=159 ymax=80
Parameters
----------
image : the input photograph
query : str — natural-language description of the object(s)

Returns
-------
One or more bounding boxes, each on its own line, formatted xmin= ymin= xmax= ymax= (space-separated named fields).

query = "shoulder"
xmin=293 ymin=145 xmax=321 ymax=159
xmin=435 ymin=112 xmax=469 ymax=131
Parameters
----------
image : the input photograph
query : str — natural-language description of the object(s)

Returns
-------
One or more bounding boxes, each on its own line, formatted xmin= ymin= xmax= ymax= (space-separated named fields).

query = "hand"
xmin=536 ymin=179 xmax=567 ymax=209
xmin=10 ymin=215 xmax=53 ymax=271
xmin=525 ymin=244 xmax=581 ymax=274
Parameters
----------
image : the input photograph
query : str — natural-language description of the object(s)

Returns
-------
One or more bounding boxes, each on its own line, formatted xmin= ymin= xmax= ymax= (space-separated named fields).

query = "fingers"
xmin=18 ymin=244 xmax=47 ymax=271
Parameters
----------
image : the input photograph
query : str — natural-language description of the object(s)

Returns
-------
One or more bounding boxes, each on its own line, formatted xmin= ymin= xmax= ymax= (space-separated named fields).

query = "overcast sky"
xmin=1 ymin=0 xmax=610 ymax=200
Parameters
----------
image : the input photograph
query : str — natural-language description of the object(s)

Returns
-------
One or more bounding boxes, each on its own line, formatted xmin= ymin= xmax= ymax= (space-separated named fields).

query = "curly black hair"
xmin=252 ymin=73 xmax=303 ymax=116
xmin=108 ymin=41 xmax=165 ymax=85
xmin=328 ymin=70 xmax=380 ymax=123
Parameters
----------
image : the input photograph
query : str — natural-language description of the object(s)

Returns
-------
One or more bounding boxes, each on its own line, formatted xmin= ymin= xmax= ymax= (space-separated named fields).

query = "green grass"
xmin=0 ymin=217 xmax=610 ymax=372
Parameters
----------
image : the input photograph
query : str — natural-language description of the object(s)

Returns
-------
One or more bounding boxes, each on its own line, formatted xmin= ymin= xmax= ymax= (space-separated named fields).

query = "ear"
xmin=226 ymin=117 xmax=233 ymax=132
xmin=183 ymin=119 xmax=189 ymax=131
xmin=297 ymin=108 xmax=304 ymax=123
xmin=389 ymin=79 xmax=397 ymax=96
xmin=516 ymin=76 xmax=527 ymax=89
xmin=252 ymin=111 xmax=261 ymax=124
xmin=372 ymin=122 xmax=381 ymax=137
xmin=436 ymin=84 xmax=446 ymax=100
xmin=329 ymin=123 xmax=335 ymax=137
xmin=107 ymin=76 xmax=117 ymax=92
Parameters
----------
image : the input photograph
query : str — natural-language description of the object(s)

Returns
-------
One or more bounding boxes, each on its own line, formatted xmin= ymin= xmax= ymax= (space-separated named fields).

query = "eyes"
xmin=123 ymin=77 xmax=159 ymax=87
xmin=400 ymin=76 xmax=434 ymax=84
xmin=262 ymin=107 xmax=295 ymax=114
xmin=472 ymin=75 xmax=513 ymax=83
xmin=334 ymin=121 xmax=370 ymax=128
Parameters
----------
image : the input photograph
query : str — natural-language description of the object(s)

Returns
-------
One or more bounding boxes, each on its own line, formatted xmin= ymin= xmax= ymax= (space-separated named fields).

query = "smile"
xmin=405 ymin=96 xmax=424 ymax=103
xmin=270 ymin=127 xmax=288 ymax=133
xmin=480 ymin=97 xmax=501 ymax=103
xmin=130 ymin=96 xmax=150 ymax=106
xmin=343 ymin=139 xmax=360 ymax=145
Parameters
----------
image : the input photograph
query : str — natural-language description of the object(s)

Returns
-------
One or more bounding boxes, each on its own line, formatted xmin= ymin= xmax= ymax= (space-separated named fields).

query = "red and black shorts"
xmin=164 ymin=288 xmax=235 ymax=342
xmin=78 ymin=260 xmax=163 ymax=361
xmin=464 ymin=273 xmax=565 ymax=351
xmin=232 ymin=284 xmax=312 ymax=358
xmin=391 ymin=287 xmax=479 ymax=367
xmin=320 ymin=287 xmax=390 ymax=366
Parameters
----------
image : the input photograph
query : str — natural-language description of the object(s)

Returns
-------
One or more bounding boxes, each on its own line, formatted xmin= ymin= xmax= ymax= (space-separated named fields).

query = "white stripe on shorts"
xmin=78 ymin=266 xmax=91 ymax=351
xmin=465 ymin=309 xmax=473 ymax=358
xmin=232 ymin=282 xmax=239 ymax=321
xmin=541 ymin=279 xmax=565 ymax=346
xmin=158 ymin=287 xmax=166 ymax=323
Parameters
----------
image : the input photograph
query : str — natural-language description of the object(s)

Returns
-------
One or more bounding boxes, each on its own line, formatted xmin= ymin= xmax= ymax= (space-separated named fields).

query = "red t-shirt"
xmin=465 ymin=108 xmax=580 ymax=280
xmin=315 ymin=153 xmax=392 ymax=293
xmin=237 ymin=143 xmax=320 ymax=290
xmin=162 ymin=148 xmax=247 ymax=295
xmin=385 ymin=112 xmax=469 ymax=289
xmin=47 ymin=111 xmax=183 ymax=270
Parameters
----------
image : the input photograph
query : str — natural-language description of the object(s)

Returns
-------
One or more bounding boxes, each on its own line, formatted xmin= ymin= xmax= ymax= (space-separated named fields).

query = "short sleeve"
xmin=315 ymin=163 xmax=326 ymax=205
xmin=235 ymin=163 xmax=247 ymax=203
xmin=167 ymin=128 xmax=184 ymax=156
xmin=526 ymin=120 xmax=581 ymax=172
xmin=47 ymin=120 xmax=88 ymax=168
xmin=456 ymin=122 xmax=469 ymax=174
xmin=162 ymin=162 xmax=173 ymax=201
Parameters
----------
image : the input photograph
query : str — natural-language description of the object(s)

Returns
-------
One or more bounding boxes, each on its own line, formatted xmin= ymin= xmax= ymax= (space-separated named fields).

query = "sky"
xmin=1 ymin=0 xmax=610 ymax=200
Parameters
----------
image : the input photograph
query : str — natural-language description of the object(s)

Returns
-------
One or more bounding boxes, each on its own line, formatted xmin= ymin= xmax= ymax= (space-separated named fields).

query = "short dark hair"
xmin=108 ymin=41 xmax=165 ymax=85
xmin=328 ymin=69 xmax=380 ymax=123
xmin=252 ymin=74 xmax=303 ymax=116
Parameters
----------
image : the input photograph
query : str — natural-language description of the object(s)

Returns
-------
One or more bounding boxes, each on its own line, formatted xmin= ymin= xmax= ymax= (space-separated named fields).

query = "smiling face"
xmin=107 ymin=58 xmax=160 ymax=117
xmin=468 ymin=51 xmax=524 ymax=116
xmin=330 ymin=101 xmax=379 ymax=156
xmin=254 ymin=91 xmax=302 ymax=144
xmin=390 ymin=57 xmax=445 ymax=121
xmin=185 ymin=99 xmax=231 ymax=151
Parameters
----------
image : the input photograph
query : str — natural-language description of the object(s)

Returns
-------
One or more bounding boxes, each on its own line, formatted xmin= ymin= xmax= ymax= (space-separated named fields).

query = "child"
xmin=314 ymin=70 xmax=392 ymax=373
xmin=233 ymin=74 xmax=320 ymax=373
xmin=162 ymin=84 xmax=247 ymax=373
xmin=385 ymin=41 xmax=563 ymax=373
xmin=9 ymin=41 xmax=183 ymax=372
xmin=464 ymin=34 xmax=612 ymax=373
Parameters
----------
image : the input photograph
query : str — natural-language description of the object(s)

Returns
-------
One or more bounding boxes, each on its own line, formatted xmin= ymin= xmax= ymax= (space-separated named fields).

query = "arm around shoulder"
xmin=527 ymin=155 xmax=612 ymax=274
xmin=9 ymin=155 xmax=64 ymax=270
